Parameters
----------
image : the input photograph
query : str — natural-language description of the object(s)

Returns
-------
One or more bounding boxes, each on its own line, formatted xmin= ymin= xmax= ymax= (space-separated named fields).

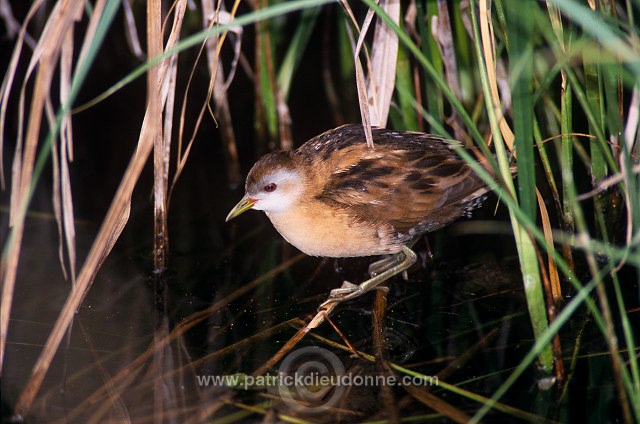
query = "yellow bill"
xmin=226 ymin=194 xmax=256 ymax=222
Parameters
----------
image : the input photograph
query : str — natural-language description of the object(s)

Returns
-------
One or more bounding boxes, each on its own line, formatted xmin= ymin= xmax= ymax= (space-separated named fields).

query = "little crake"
xmin=226 ymin=124 xmax=489 ymax=305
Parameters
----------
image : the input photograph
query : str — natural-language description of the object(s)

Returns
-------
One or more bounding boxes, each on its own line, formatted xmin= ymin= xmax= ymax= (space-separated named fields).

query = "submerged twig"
xmin=372 ymin=288 xmax=399 ymax=424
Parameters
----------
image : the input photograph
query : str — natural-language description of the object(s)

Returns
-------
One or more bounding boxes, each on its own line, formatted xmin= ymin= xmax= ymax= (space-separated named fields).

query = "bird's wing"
xmin=314 ymin=134 xmax=485 ymax=234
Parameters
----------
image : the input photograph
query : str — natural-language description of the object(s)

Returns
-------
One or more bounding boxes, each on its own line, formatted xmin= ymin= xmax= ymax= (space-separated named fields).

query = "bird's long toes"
xmin=368 ymin=253 xmax=404 ymax=277
xmin=317 ymin=281 xmax=358 ymax=310
xmin=330 ymin=286 xmax=364 ymax=302
xmin=317 ymin=295 xmax=346 ymax=311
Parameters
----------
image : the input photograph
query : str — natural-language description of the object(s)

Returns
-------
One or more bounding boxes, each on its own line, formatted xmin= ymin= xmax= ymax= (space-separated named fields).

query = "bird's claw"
xmin=318 ymin=281 xmax=359 ymax=311
xmin=317 ymin=281 xmax=390 ymax=311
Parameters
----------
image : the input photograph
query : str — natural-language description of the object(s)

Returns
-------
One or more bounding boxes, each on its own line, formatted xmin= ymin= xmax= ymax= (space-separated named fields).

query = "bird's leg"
xmin=319 ymin=246 xmax=417 ymax=310
xmin=368 ymin=253 xmax=404 ymax=277
xmin=369 ymin=239 xmax=419 ymax=279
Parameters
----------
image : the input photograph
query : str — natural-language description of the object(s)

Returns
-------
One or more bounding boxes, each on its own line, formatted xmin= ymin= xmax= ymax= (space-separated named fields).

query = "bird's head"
xmin=226 ymin=151 xmax=304 ymax=221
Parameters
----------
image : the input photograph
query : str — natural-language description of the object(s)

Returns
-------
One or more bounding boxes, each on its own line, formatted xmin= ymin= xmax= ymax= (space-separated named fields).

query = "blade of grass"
xmin=433 ymin=0 xmax=466 ymax=140
xmin=478 ymin=0 xmax=514 ymax=150
xmin=71 ymin=0 xmax=336 ymax=118
xmin=507 ymin=0 xmax=562 ymax=379
xmin=361 ymin=0 xmax=491 ymax=156
xmin=122 ymin=0 xmax=144 ymax=59
xmin=583 ymin=46 xmax=607 ymax=186
xmin=1 ymin=0 xmax=85 ymax=376
xmin=9 ymin=0 xmax=169 ymax=415
xmin=57 ymin=21 xmax=77 ymax=284
xmin=617 ymin=101 xmax=640 ymax=402
xmin=369 ymin=1 xmax=635 ymax=413
xmin=171 ymin=0 xmax=239 ymax=200
xmin=201 ymin=2 xmax=242 ymax=188
xmin=457 ymin=107 xmax=639 ymax=423
xmin=255 ymin=0 xmax=278 ymax=145
xmin=470 ymin=274 xmax=600 ymax=423
xmin=452 ymin=1 xmax=474 ymax=105
xmin=534 ymin=126 xmax=563 ymax=307
xmin=367 ymin=0 xmax=399 ymax=128
xmin=561 ymin=67 xmax=617 ymax=169
xmin=337 ymin=8 xmax=354 ymax=82
xmin=0 ymin=0 xmax=46 ymax=191
xmin=507 ymin=0 xmax=535 ymax=219
xmin=277 ymin=7 xmax=320 ymax=100
xmin=63 ymin=255 xmax=305 ymax=423
xmin=548 ymin=10 xmax=631 ymax=408
xmin=275 ymin=4 xmax=321 ymax=150
xmin=604 ymin=228 xmax=640 ymax=417
xmin=404 ymin=385 xmax=471 ymax=424
xmin=305 ymin=331 xmax=547 ymax=422
xmin=415 ymin=0 xmax=443 ymax=133
xmin=394 ymin=37 xmax=418 ymax=131
xmin=342 ymin=0 xmax=376 ymax=145
xmin=321 ymin=9 xmax=345 ymax=124
xmin=49 ymin=106 xmax=68 ymax=280
xmin=560 ymin=72 xmax=577 ymax=273
xmin=547 ymin=0 xmax=640 ymax=76
xmin=478 ymin=0 xmax=553 ymax=373
xmin=148 ymin=0 xmax=165 ymax=272
xmin=434 ymin=0 xmax=460 ymax=102
xmin=601 ymin=59 xmax=625 ymax=234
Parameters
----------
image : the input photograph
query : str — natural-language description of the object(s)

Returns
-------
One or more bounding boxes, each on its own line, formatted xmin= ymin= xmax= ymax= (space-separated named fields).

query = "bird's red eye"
xmin=263 ymin=183 xmax=277 ymax=192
